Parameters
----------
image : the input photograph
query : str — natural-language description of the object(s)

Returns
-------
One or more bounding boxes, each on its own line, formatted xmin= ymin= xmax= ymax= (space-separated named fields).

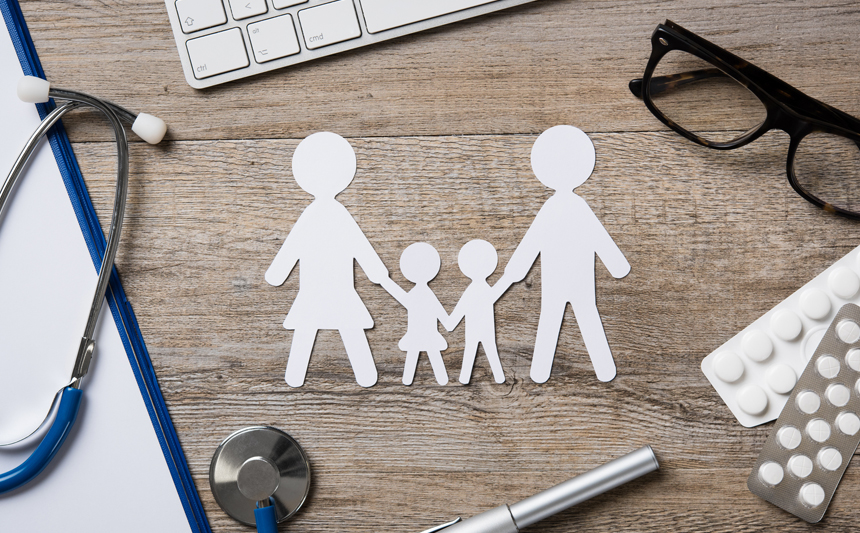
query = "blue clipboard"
xmin=0 ymin=1 xmax=210 ymax=530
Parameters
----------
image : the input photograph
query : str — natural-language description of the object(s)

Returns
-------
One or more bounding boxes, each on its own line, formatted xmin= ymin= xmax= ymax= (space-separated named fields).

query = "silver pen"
xmin=421 ymin=446 xmax=659 ymax=533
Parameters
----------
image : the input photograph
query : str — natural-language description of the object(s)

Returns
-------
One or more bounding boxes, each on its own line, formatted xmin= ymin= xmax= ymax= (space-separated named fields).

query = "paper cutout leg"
xmin=458 ymin=338 xmax=480 ymax=385
xmin=403 ymin=351 xmax=419 ymax=385
xmin=530 ymin=299 xmax=566 ymax=384
xmin=482 ymin=339 xmax=505 ymax=384
xmin=339 ymin=329 xmax=378 ymax=387
xmin=571 ymin=302 xmax=617 ymax=382
xmin=427 ymin=351 xmax=449 ymax=386
xmin=285 ymin=328 xmax=317 ymax=387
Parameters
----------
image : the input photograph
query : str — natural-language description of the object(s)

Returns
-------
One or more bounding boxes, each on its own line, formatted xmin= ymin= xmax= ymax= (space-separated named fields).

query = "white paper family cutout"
xmin=266 ymin=127 xmax=629 ymax=387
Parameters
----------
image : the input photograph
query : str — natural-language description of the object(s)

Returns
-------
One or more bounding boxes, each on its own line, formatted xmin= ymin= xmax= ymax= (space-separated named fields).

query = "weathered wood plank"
xmin=70 ymin=131 xmax=860 ymax=531
xmin=17 ymin=0 xmax=860 ymax=142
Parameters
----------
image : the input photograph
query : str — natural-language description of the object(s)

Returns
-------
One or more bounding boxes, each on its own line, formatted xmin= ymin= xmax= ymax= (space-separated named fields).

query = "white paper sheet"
xmin=0 ymin=24 xmax=192 ymax=532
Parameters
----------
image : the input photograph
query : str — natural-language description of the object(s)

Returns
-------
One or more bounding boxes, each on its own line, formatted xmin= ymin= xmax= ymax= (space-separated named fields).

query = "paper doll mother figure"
xmin=265 ymin=132 xmax=389 ymax=388
xmin=497 ymin=125 xmax=630 ymax=383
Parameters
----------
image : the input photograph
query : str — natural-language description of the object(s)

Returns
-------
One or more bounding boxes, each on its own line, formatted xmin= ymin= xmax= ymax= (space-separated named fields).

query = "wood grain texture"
xmin=14 ymin=0 xmax=860 ymax=531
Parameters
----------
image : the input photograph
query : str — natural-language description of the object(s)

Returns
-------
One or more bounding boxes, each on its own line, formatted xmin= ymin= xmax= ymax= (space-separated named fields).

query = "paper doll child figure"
xmin=265 ymin=132 xmax=390 ymax=388
xmin=496 ymin=125 xmax=630 ymax=383
xmin=381 ymin=243 xmax=450 ymax=386
xmin=445 ymin=239 xmax=506 ymax=384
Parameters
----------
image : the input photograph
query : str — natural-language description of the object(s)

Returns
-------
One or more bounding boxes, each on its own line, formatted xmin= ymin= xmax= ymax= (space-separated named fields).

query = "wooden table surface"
xmin=18 ymin=0 xmax=860 ymax=531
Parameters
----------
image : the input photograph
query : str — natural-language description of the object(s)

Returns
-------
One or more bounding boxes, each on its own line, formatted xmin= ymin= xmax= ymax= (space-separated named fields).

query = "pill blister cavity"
xmin=766 ymin=364 xmax=797 ymax=394
xmin=758 ymin=461 xmax=784 ymax=486
xmin=847 ymin=348 xmax=860 ymax=372
xmin=800 ymin=482 xmax=826 ymax=507
xmin=737 ymin=384 xmax=768 ymax=415
xmin=796 ymin=390 xmax=821 ymax=414
xmin=771 ymin=309 xmax=803 ymax=341
xmin=777 ymin=425 xmax=802 ymax=450
xmin=825 ymin=383 xmax=851 ymax=407
xmin=803 ymin=327 xmax=827 ymax=362
xmin=816 ymin=355 xmax=840 ymax=379
xmin=817 ymin=447 xmax=843 ymax=472
xmin=829 ymin=268 xmax=860 ymax=299
xmin=713 ymin=351 xmax=744 ymax=383
xmin=788 ymin=454 xmax=813 ymax=478
xmin=742 ymin=330 xmax=773 ymax=362
xmin=836 ymin=412 xmax=860 ymax=436
xmin=806 ymin=419 xmax=831 ymax=443
xmin=800 ymin=288 xmax=832 ymax=320
xmin=836 ymin=319 xmax=860 ymax=344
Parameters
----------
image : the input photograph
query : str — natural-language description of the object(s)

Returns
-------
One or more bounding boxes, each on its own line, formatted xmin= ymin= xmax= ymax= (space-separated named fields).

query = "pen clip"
xmin=418 ymin=517 xmax=461 ymax=533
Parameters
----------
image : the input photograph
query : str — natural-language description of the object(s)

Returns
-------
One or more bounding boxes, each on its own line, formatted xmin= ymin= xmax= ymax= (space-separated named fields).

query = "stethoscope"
xmin=0 ymin=76 xmax=166 ymax=495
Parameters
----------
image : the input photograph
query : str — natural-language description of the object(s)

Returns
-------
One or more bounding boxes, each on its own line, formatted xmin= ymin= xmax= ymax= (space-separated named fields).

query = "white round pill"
xmin=788 ymin=455 xmax=814 ymax=478
xmin=742 ymin=330 xmax=773 ymax=362
xmin=837 ymin=319 xmax=860 ymax=344
xmin=836 ymin=412 xmax=860 ymax=436
xmin=847 ymin=348 xmax=860 ymax=371
xmin=800 ymin=288 xmax=832 ymax=320
xmin=857 ymin=378 xmax=860 ymax=396
xmin=806 ymin=419 xmax=831 ymax=443
xmin=713 ymin=351 xmax=744 ymax=383
xmin=796 ymin=390 xmax=821 ymax=414
xmin=758 ymin=461 xmax=784 ymax=486
xmin=766 ymin=364 xmax=797 ymax=394
xmin=826 ymin=383 xmax=851 ymax=407
xmin=771 ymin=310 xmax=802 ymax=341
xmin=800 ymin=482 xmax=826 ymax=507
xmin=829 ymin=267 xmax=860 ymax=299
xmin=816 ymin=355 xmax=840 ymax=379
xmin=777 ymin=426 xmax=803 ymax=450
xmin=817 ymin=447 xmax=843 ymax=471
xmin=737 ymin=385 xmax=768 ymax=415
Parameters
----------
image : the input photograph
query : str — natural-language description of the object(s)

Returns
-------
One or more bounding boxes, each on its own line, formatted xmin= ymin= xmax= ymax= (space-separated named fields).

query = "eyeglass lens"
xmin=650 ymin=51 xmax=767 ymax=143
xmin=794 ymin=133 xmax=860 ymax=213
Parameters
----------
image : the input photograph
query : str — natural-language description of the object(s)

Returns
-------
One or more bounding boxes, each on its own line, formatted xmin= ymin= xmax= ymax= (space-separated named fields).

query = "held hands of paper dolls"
xmin=265 ymin=127 xmax=629 ymax=388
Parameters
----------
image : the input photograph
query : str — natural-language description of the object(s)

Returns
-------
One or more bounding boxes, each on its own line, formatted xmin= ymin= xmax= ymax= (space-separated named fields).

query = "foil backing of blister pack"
xmin=748 ymin=303 xmax=860 ymax=523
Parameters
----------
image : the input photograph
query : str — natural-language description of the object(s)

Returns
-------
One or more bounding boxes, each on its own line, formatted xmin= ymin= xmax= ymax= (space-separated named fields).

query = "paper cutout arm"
xmin=381 ymin=277 xmax=408 ymax=306
xmin=589 ymin=210 xmax=630 ymax=279
xmin=265 ymin=217 xmax=306 ymax=286
xmin=503 ymin=212 xmax=544 ymax=283
xmin=443 ymin=296 xmax=466 ymax=332
xmin=350 ymin=219 xmax=389 ymax=284
xmin=488 ymin=278 xmax=508 ymax=303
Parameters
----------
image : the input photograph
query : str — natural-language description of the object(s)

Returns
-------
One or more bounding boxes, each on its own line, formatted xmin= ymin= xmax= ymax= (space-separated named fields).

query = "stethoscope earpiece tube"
xmin=0 ymin=388 xmax=82 ymax=494
xmin=0 ymin=76 xmax=165 ymax=495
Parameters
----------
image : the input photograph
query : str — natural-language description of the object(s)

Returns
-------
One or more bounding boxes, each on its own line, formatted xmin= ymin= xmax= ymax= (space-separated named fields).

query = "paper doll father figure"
xmin=496 ymin=125 xmax=630 ymax=383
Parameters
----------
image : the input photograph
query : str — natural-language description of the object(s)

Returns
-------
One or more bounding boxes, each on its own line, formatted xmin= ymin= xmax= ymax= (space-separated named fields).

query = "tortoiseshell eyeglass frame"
xmin=629 ymin=20 xmax=860 ymax=220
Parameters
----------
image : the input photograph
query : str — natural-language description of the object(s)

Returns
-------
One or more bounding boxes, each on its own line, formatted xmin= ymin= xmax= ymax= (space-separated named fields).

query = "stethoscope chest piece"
xmin=210 ymin=426 xmax=311 ymax=527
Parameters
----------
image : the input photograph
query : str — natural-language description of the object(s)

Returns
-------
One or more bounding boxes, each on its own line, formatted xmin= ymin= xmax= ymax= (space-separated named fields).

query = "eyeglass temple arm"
xmin=629 ymin=68 xmax=728 ymax=99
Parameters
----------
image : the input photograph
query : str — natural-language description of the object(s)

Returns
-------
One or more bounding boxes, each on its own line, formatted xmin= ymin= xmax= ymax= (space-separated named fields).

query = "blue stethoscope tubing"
xmin=0 ymin=77 xmax=164 ymax=495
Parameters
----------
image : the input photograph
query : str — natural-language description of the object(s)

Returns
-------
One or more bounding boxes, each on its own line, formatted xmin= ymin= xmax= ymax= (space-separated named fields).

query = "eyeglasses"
xmin=630 ymin=20 xmax=860 ymax=219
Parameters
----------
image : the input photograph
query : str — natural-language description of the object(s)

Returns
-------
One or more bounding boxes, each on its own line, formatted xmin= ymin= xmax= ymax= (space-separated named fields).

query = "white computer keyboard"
xmin=164 ymin=0 xmax=540 ymax=89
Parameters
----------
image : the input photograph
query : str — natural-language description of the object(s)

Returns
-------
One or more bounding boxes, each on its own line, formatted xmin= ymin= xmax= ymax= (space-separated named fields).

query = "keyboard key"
xmin=248 ymin=15 xmax=300 ymax=63
xmin=229 ymin=0 xmax=267 ymax=20
xmin=176 ymin=0 xmax=228 ymax=34
xmin=186 ymin=28 xmax=250 ymax=79
xmin=298 ymin=0 xmax=360 ymax=50
xmin=273 ymin=0 xmax=306 ymax=9
xmin=359 ymin=0 xmax=498 ymax=34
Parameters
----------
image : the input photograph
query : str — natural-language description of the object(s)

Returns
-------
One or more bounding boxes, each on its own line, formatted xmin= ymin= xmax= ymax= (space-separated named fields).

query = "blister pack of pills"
xmin=702 ymin=244 xmax=860 ymax=427
xmin=747 ymin=303 xmax=860 ymax=523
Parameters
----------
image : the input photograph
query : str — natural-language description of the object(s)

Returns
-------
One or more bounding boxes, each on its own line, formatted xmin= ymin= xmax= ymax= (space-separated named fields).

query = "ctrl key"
xmin=186 ymin=28 xmax=250 ymax=79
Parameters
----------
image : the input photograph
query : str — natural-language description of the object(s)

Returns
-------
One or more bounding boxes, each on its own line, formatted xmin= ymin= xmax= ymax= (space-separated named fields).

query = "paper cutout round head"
xmin=530 ymin=125 xmax=596 ymax=192
xmin=458 ymin=239 xmax=498 ymax=281
xmin=291 ymin=132 xmax=357 ymax=199
xmin=400 ymin=242 xmax=441 ymax=284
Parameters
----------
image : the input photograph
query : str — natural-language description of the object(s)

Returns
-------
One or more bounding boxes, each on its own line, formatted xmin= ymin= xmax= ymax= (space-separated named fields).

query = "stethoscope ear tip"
xmin=131 ymin=113 xmax=167 ymax=144
xmin=17 ymin=76 xmax=50 ymax=104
